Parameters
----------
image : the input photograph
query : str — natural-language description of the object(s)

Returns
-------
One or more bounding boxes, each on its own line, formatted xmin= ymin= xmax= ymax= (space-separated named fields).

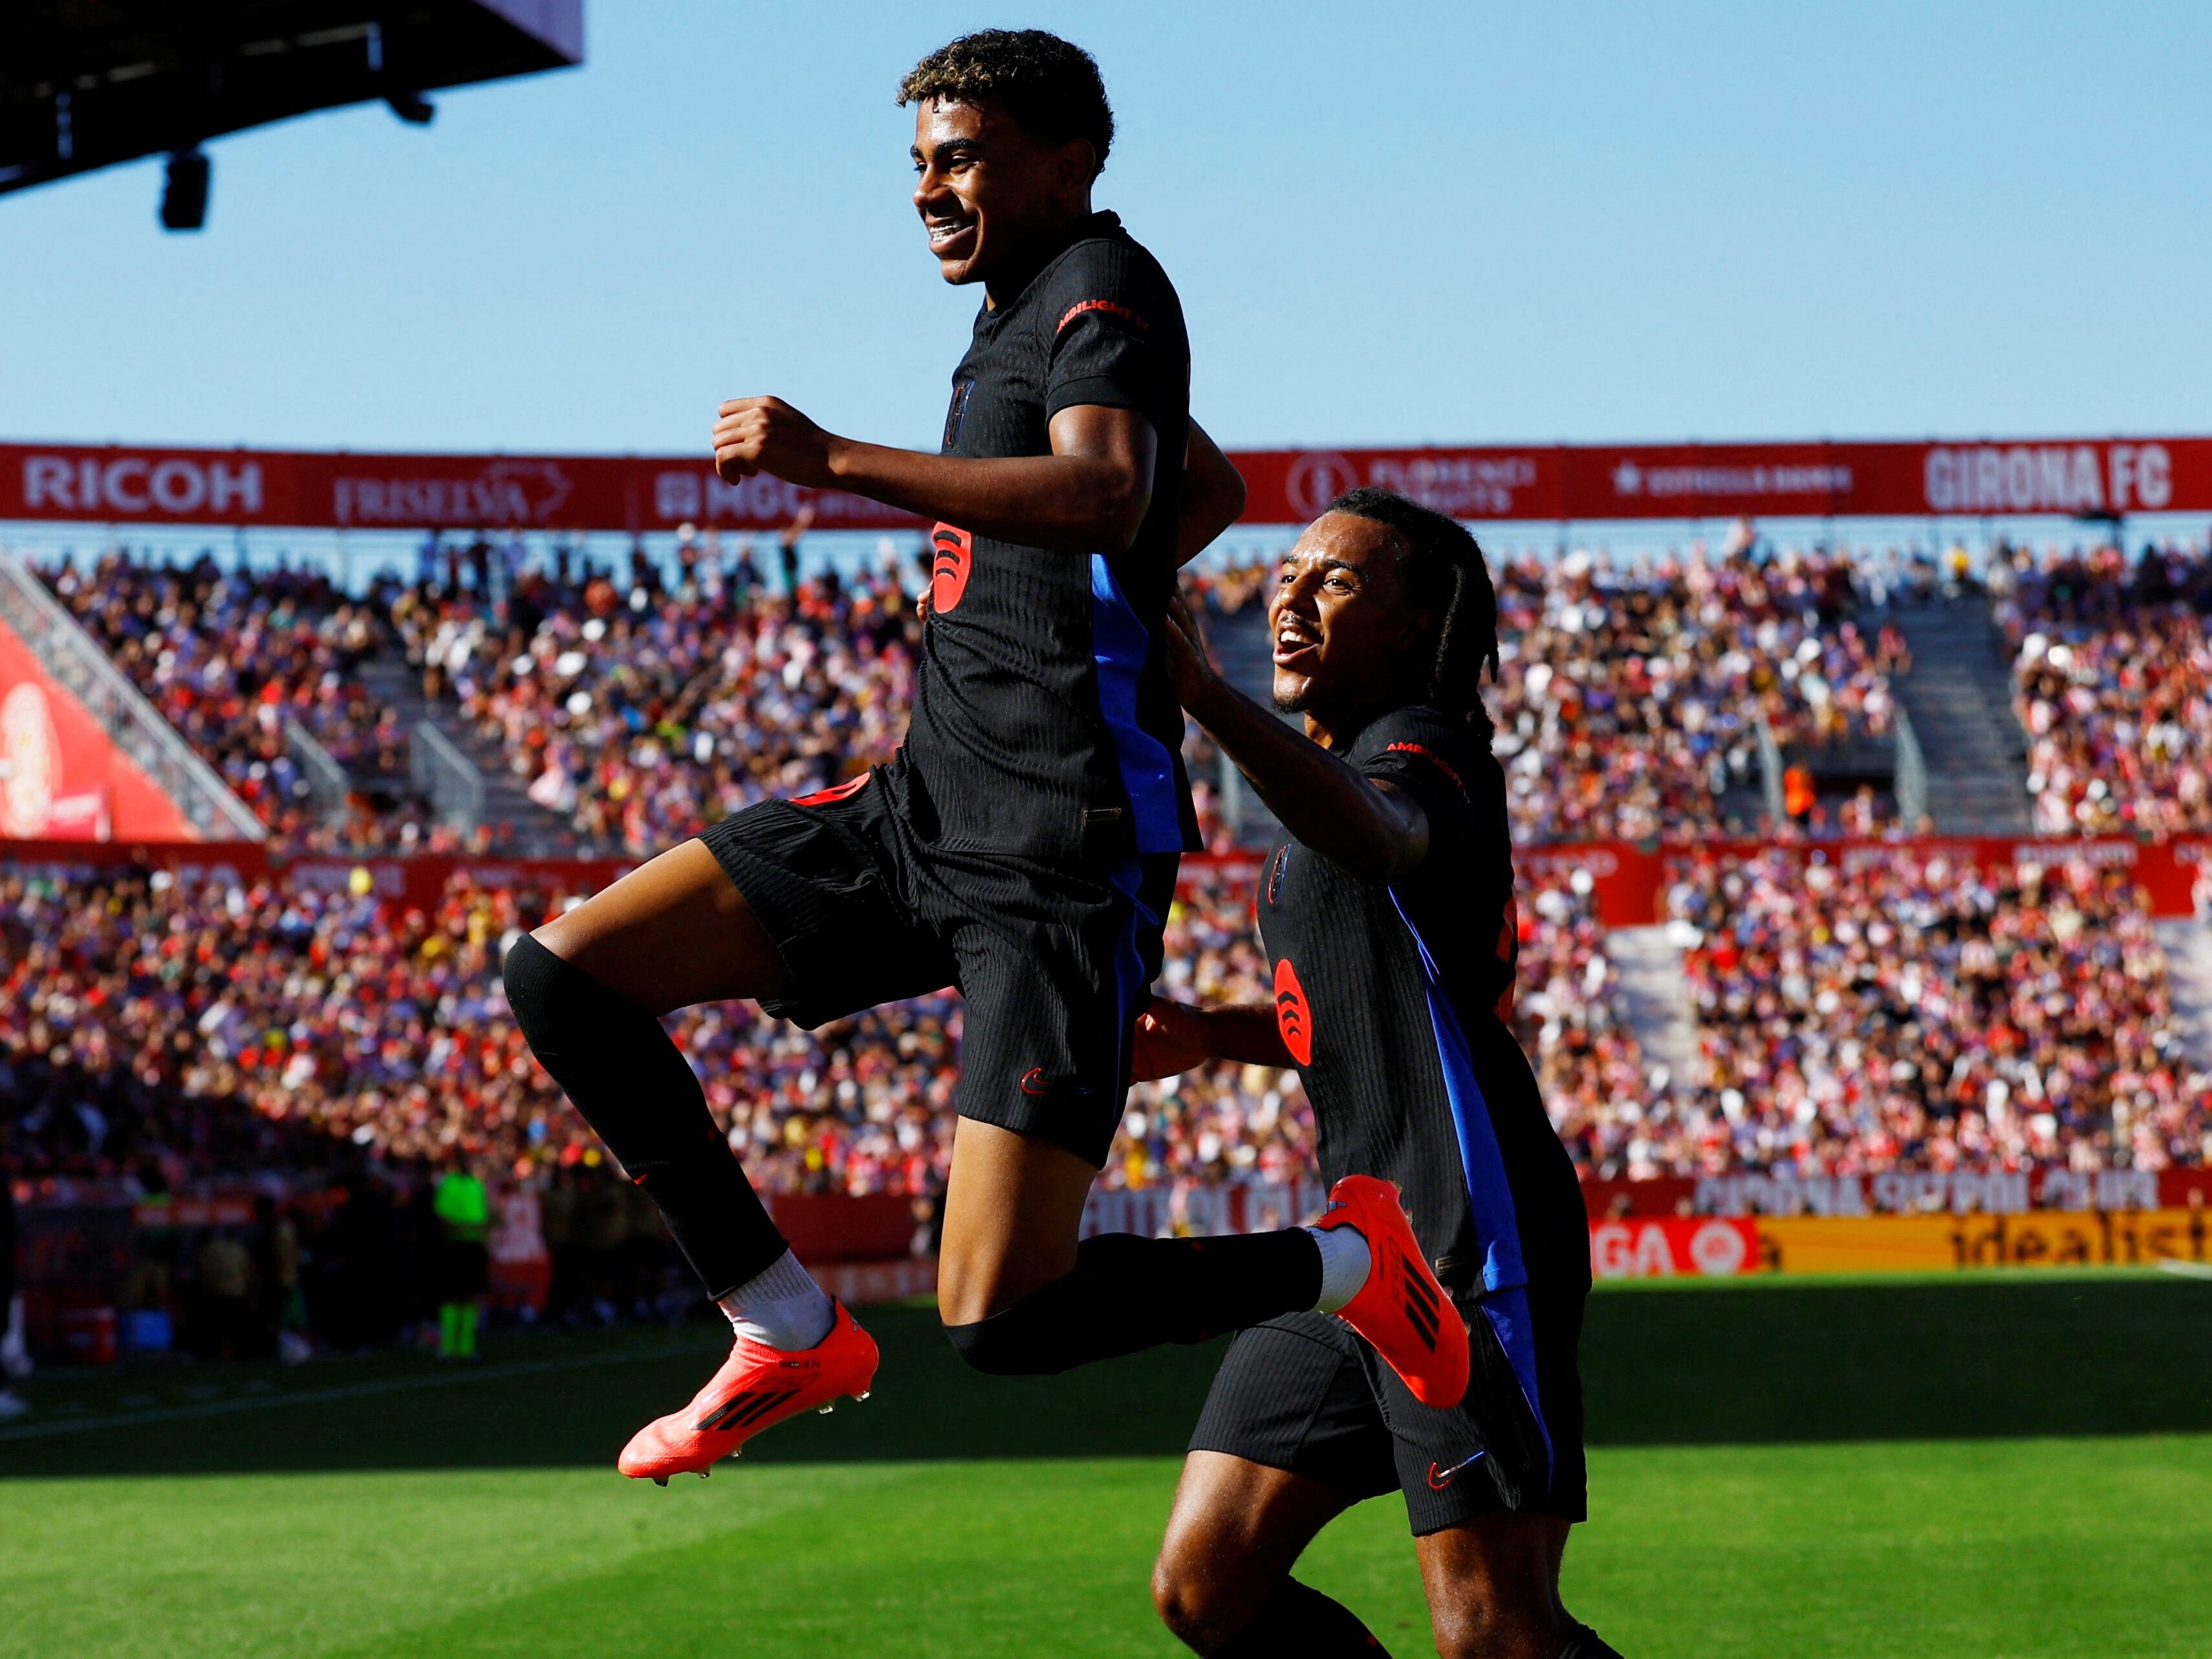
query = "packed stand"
xmin=1510 ymin=868 xmax=1678 ymax=1180
xmin=1120 ymin=860 xmax=1319 ymax=1189
xmin=1664 ymin=848 xmax=2211 ymax=1177
xmin=35 ymin=552 xmax=442 ymax=851
xmin=0 ymin=856 xmax=1325 ymax=1204
xmin=1999 ymin=539 xmax=2212 ymax=836
xmin=395 ymin=533 xmax=921 ymax=857
xmin=1488 ymin=548 xmax=1907 ymax=844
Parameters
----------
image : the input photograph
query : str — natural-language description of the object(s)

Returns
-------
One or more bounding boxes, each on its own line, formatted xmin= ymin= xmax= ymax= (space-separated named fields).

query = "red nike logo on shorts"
xmin=1427 ymin=1451 xmax=1487 ymax=1489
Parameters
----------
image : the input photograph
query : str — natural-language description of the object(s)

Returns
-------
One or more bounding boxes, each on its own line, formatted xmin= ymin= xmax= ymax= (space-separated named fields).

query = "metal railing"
xmin=283 ymin=718 xmax=353 ymax=823
xmin=1892 ymin=704 xmax=1929 ymax=829
xmin=0 ymin=548 xmax=265 ymax=841
xmin=410 ymin=720 xmax=485 ymax=831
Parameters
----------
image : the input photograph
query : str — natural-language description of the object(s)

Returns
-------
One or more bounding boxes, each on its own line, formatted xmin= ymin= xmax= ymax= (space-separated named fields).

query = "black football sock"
xmin=1211 ymin=1577 xmax=1392 ymax=1657
xmin=942 ymin=1228 xmax=1322 ymax=1374
xmin=503 ymin=933 xmax=786 ymax=1298
xmin=1559 ymin=1620 xmax=1625 ymax=1658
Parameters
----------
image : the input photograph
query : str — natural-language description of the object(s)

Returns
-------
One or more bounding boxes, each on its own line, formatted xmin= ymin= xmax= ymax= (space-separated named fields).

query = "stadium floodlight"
xmin=0 ymin=2 xmax=581 ymax=216
xmin=159 ymin=149 xmax=210 ymax=232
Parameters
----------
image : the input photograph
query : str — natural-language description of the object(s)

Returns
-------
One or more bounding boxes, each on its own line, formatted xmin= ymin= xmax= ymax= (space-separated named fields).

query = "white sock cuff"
xmin=717 ymin=1248 xmax=834 ymax=1350
xmin=1304 ymin=1224 xmax=1371 ymax=1313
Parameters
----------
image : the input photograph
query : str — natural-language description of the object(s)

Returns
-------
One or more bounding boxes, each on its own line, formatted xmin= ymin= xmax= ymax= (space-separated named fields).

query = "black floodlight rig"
xmin=0 ymin=3 xmax=581 ymax=230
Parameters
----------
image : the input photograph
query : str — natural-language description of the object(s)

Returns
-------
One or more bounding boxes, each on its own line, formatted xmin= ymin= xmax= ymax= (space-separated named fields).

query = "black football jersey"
xmin=904 ymin=211 xmax=1200 ymax=862
xmin=1255 ymin=705 xmax=1583 ymax=1290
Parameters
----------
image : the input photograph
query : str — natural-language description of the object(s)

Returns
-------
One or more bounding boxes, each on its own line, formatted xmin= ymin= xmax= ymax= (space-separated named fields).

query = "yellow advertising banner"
xmin=1755 ymin=1208 xmax=2212 ymax=1274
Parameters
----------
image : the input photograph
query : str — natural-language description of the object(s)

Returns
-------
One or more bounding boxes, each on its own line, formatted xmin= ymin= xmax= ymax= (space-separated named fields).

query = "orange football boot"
xmin=618 ymin=1300 xmax=878 ymax=1482
xmin=1314 ymin=1174 xmax=1470 ymax=1409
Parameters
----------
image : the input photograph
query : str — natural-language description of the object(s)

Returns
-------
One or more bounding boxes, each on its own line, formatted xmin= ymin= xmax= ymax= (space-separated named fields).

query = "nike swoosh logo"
xmin=1426 ymin=1451 xmax=1488 ymax=1490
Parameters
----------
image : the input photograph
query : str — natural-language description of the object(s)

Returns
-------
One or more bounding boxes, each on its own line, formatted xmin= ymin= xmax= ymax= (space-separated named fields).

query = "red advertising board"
xmin=1515 ymin=832 xmax=2212 ymax=928
xmin=0 ymin=617 xmax=192 ymax=840
xmin=1589 ymin=1216 xmax=1761 ymax=1279
xmin=7 ymin=435 xmax=2210 ymax=530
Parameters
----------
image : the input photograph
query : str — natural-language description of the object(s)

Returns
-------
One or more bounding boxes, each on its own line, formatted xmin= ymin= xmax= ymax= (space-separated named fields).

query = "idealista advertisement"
xmin=1592 ymin=1209 xmax=2211 ymax=1278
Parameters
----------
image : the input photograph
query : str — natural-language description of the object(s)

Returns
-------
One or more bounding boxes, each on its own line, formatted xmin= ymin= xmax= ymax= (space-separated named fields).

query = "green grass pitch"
xmin=3 ymin=1274 xmax=2209 ymax=1658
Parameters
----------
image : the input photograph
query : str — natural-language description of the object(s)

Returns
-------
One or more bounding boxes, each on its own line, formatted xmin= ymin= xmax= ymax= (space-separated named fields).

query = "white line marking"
xmin=2156 ymin=1259 xmax=2212 ymax=1282
xmin=0 ymin=1340 xmax=709 ymax=1444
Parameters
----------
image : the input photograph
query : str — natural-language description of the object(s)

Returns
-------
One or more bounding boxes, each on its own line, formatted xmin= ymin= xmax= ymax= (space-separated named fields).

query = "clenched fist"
xmin=711 ymin=397 xmax=841 ymax=489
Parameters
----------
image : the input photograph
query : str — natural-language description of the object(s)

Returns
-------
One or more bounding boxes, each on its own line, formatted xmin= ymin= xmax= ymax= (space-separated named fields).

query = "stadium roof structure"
xmin=0 ymin=2 xmax=581 ymax=224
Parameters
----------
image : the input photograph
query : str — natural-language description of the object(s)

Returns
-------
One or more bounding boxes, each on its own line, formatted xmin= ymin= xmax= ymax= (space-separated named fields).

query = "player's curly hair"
xmin=1325 ymin=486 xmax=1500 ymax=738
xmin=898 ymin=30 xmax=1114 ymax=177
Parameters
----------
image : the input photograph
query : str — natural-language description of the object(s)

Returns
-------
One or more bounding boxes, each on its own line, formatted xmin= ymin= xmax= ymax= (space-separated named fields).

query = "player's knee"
xmin=1427 ymin=1594 xmax=1554 ymax=1659
xmin=940 ymin=1307 xmax=1051 ymax=1376
xmin=1149 ymin=1554 xmax=1230 ymax=1653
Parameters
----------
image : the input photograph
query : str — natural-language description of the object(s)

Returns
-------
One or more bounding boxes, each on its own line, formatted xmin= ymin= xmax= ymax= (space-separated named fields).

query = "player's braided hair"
xmin=898 ymin=30 xmax=1114 ymax=177
xmin=1325 ymin=486 xmax=1500 ymax=739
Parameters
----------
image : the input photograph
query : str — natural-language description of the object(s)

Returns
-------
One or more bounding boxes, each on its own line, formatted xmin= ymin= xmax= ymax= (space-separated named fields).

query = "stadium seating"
xmin=39 ymin=553 xmax=437 ymax=851
xmin=1999 ymin=541 xmax=2212 ymax=835
xmin=1663 ymin=847 xmax=2211 ymax=1177
xmin=1488 ymin=548 xmax=1907 ymax=843
xmin=10 ymin=544 xmax=2206 ymax=1210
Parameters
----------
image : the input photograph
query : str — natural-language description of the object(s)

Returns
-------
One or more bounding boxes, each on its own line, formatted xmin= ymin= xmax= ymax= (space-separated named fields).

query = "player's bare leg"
xmin=504 ymin=839 xmax=876 ymax=1477
xmin=935 ymin=1118 xmax=1096 ymax=1323
xmin=533 ymin=837 xmax=786 ymax=1012
xmin=1152 ymin=1451 xmax=1382 ymax=1656
xmin=1418 ymin=1513 xmax=1621 ymax=1659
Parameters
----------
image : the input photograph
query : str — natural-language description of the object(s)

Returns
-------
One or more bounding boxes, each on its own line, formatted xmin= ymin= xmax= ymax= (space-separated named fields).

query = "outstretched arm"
xmin=1130 ymin=995 xmax=1292 ymax=1081
xmin=712 ymin=397 xmax=1156 ymax=554
xmin=1176 ymin=421 xmax=1247 ymax=568
xmin=1160 ymin=593 xmax=1429 ymax=881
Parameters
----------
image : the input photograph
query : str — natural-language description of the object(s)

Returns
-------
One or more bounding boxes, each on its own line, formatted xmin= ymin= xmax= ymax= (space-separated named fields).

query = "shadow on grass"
xmin=3 ymin=1275 xmax=2207 ymax=1478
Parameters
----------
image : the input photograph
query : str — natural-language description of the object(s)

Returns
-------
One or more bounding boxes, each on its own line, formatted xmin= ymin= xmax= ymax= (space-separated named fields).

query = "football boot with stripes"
xmin=1315 ymin=1174 xmax=1469 ymax=1409
xmin=618 ymin=1299 xmax=878 ymax=1482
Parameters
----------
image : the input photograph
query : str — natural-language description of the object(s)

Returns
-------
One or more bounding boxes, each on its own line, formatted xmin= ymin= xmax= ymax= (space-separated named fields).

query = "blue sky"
xmin=3 ymin=2 xmax=2208 ymax=457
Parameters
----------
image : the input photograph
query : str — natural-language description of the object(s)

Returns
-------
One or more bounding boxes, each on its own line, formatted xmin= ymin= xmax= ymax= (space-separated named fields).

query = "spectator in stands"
xmin=2001 ymin=540 xmax=2212 ymax=836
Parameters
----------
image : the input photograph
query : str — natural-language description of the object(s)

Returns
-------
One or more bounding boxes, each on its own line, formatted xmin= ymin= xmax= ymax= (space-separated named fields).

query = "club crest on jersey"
xmin=942 ymin=378 xmax=974 ymax=449
xmin=930 ymin=523 xmax=973 ymax=615
xmin=1273 ymin=957 xmax=1313 ymax=1065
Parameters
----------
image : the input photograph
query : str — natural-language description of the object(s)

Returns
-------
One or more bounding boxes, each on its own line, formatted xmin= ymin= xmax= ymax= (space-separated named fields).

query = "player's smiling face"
xmin=1269 ymin=513 xmax=1432 ymax=737
xmin=911 ymin=99 xmax=1094 ymax=293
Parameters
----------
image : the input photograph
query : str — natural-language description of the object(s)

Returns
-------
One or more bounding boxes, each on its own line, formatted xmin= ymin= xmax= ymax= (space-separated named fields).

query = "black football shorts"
xmin=699 ymin=754 xmax=1175 ymax=1167
xmin=1187 ymin=1281 xmax=1588 ymax=1535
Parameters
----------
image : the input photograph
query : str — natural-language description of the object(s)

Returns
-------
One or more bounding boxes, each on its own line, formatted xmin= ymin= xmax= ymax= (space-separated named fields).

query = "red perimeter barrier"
xmin=1519 ymin=832 xmax=2212 ymax=926
xmin=1 ymin=832 xmax=2203 ymax=924
xmin=6 ymin=435 xmax=2209 ymax=530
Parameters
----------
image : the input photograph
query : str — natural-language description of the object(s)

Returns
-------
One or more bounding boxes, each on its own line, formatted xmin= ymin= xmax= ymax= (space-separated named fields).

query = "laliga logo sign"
xmin=0 ymin=682 xmax=60 ymax=836
xmin=1285 ymin=452 xmax=1361 ymax=519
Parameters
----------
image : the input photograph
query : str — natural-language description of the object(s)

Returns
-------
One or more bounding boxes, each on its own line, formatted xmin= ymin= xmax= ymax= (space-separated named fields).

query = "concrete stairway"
xmin=1886 ymin=598 xmax=2032 ymax=834
xmin=1607 ymin=926 xmax=1700 ymax=1085
xmin=358 ymin=651 xmax=582 ymax=854
xmin=2155 ymin=918 xmax=2212 ymax=1070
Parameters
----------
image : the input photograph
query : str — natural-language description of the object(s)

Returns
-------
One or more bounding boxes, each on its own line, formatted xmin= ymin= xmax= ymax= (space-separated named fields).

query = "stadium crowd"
xmin=10 ymin=539 xmax=2209 ymax=1350
xmin=402 ymin=550 xmax=922 ymax=856
xmin=0 ymin=858 xmax=1323 ymax=1202
xmin=36 ymin=552 xmax=457 ymax=852
xmin=1999 ymin=539 xmax=2212 ymax=836
xmin=37 ymin=537 xmax=1921 ymax=857
xmin=1661 ymin=847 xmax=2212 ymax=1178
xmin=1486 ymin=547 xmax=1907 ymax=843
